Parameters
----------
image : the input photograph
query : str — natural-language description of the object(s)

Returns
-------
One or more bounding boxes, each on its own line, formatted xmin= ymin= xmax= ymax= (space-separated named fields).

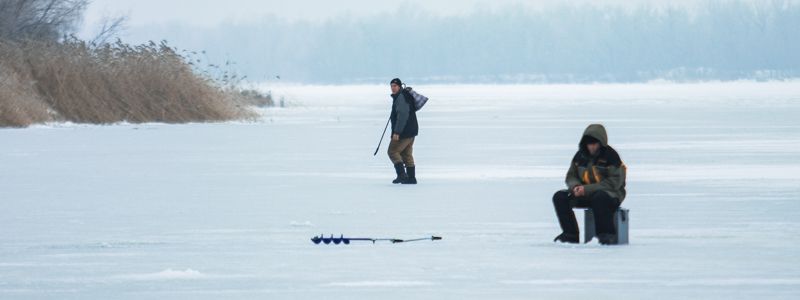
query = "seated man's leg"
xmin=552 ymin=191 xmax=579 ymax=236
xmin=588 ymin=191 xmax=621 ymax=236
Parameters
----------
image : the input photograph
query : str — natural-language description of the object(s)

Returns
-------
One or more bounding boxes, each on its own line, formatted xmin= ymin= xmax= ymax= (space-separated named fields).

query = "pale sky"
xmin=75 ymin=0 xmax=795 ymax=82
xmin=84 ymin=0 xmax=520 ymax=27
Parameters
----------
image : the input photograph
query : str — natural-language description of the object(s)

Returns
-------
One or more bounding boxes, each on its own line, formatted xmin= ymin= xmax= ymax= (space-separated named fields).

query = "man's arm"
xmin=565 ymin=161 xmax=582 ymax=192
xmin=393 ymin=93 xmax=410 ymax=134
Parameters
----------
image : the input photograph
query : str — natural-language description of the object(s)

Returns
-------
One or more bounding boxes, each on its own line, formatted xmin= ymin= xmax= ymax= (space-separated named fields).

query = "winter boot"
xmin=555 ymin=211 xmax=580 ymax=239
xmin=553 ymin=232 xmax=579 ymax=244
xmin=598 ymin=233 xmax=618 ymax=245
xmin=392 ymin=163 xmax=407 ymax=184
xmin=403 ymin=166 xmax=417 ymax=184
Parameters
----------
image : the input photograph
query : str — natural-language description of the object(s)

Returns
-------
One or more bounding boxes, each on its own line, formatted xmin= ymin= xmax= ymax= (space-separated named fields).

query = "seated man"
xmin=553 ymin=124 xmax=627 ymax=245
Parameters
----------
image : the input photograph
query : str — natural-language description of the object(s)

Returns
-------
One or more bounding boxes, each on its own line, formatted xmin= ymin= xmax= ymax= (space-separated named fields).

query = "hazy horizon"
xmin=79 ymin=0 xmax=800 ymax=84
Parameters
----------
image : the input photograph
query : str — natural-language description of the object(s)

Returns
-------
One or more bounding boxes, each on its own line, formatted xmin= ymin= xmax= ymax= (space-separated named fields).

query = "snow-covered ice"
xmin=1 ymin=82 xmax=799 ymax=299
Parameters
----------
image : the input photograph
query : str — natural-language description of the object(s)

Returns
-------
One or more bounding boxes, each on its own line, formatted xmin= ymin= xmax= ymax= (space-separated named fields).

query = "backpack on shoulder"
xmin=403 ymin=86 xmax=428 ymax=111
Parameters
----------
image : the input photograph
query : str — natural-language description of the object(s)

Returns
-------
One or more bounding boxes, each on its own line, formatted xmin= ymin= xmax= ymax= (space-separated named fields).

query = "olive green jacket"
xmin=565 ymin=124 xmax=627 ymax=202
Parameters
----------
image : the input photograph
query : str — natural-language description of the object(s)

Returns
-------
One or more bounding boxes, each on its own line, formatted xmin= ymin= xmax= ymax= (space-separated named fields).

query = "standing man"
xmin=387 ymin=78 xmax=419 ymax=184
xmin=552 ymin=124 xmax=627 ymax=245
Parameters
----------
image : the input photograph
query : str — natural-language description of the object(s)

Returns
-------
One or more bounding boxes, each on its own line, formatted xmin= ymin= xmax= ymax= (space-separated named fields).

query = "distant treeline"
xmin=129 ymin=0 xmax=800 ymax=83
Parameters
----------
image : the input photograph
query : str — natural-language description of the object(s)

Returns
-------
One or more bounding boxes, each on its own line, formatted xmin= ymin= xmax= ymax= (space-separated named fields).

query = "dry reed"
xmin=0 ymin=39 xmax=255 ymax=127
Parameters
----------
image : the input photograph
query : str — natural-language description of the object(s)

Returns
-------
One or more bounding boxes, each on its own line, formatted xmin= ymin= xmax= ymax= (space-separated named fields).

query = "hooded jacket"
xmin=565 ymin=124 xmax=627 ymax=201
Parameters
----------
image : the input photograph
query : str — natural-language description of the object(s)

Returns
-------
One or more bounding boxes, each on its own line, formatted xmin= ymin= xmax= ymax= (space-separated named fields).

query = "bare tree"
xmin=0 ymin=0 xmax=89 ymax=41
xmin=89 ymin=14 xmax=127 ymax=45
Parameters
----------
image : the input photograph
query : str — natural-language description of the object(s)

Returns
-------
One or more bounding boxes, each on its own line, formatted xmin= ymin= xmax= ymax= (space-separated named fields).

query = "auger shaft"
xmin=311 ymin=234 xmax=442 ymax=245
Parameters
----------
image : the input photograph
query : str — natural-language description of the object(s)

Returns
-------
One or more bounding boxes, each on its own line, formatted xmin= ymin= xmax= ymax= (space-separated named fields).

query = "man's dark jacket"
xmin=390 ymin=90 xmax=419 ymax=138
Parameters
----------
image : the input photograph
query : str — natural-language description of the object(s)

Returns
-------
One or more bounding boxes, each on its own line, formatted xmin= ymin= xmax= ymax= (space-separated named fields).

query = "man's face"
xmin=391 ymin=83 xmax=401 ymax=94
xmin=587 ymin=142 xmax=600 ymax=155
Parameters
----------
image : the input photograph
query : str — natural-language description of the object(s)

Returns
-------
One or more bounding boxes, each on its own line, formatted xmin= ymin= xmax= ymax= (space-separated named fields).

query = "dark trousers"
xmin=552 ymin=190 xmax=621 ymax=235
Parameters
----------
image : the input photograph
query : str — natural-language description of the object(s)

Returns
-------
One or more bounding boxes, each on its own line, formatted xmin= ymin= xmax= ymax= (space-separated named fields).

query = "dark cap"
xmin=390 ymin=78 xmax=402 ymax=86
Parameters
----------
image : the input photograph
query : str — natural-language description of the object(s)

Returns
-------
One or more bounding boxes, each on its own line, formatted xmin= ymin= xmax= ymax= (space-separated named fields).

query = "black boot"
xmin=392 ymin=163 xmax=407 ymax=184
xmin=553 ymin=233 xmax=579 ymax=244
xmin=403 ymin=166 xmax=417 ymax=184
xmin=556 ymin=212 xmax=580 ymax=239
xmin=598 ymin=233 xmax=618 ymax=245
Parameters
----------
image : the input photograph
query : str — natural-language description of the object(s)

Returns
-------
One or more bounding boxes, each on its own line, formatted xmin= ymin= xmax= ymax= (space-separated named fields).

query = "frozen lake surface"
xmin=1 ymin=82 xmax=799 ymax=299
